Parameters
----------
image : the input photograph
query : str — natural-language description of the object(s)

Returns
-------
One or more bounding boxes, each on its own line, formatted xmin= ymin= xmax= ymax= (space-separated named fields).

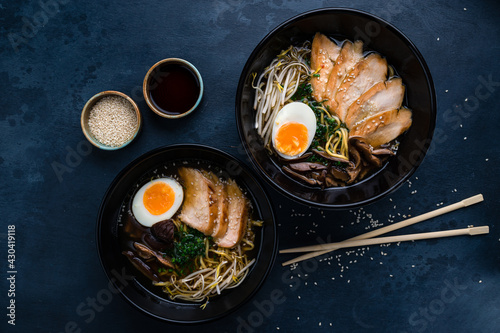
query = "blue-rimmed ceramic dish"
xmin=81 ymin=90 xmax=142 ymax=150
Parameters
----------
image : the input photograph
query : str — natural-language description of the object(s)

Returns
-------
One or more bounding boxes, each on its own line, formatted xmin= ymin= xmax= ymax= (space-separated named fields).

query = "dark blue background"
xmin=1 ymin=0 xmax=499 ymax=332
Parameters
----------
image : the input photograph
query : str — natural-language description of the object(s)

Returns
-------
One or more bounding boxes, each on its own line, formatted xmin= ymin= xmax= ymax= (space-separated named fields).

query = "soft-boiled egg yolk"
xmin=132 ymin=178 xmax=183 ymax=227
xmin=143 ymin=182 xmax=175 ymax=215
xmin=271 ymin=102 xmax=317 ymax=159
xmin=274 ymin=122 xmax=309 ymax=156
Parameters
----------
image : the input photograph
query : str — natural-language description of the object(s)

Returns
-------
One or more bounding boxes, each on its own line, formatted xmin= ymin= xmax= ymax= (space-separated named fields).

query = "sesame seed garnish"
xmin=88 ymin=96 xmax=138 ymax=147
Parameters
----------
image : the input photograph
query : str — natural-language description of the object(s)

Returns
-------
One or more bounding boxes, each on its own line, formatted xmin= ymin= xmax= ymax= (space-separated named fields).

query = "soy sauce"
xmin=149 ymin=63 xmax=200 ymax=115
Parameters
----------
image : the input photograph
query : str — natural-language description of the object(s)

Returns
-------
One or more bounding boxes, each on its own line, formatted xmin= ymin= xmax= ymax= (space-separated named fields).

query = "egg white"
xmin=271 ymin=102 xmax=317 ymax=159
xmin=132 ymin=177 xmax=184 ymax=227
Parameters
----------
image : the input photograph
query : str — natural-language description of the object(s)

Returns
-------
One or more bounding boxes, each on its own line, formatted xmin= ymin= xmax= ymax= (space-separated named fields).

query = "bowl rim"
xmin=81 ymin=90 xmax=142 ymax=150
xmin=142 ymin=58 xmax=204 ymax=119
xmin=95 ymin=143 xmax=278 ymax=323
xmin=235 ymin=7 xmax=437 ymax=209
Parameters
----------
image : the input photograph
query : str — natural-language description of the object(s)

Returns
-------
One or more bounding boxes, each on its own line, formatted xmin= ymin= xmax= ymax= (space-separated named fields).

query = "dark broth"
xmin=148 ymin=63 xmax=200 ymax=115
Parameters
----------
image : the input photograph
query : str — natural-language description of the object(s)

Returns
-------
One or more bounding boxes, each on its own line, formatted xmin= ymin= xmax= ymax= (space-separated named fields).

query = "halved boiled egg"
xmin=271 ymin=102 xmax=317 ymax=159
xmin=132 ymin=178 xmax=183 ymax=227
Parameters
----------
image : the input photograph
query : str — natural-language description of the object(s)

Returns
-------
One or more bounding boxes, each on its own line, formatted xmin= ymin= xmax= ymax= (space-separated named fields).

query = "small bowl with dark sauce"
xmin=143 ymin=58 xmax=203 ymax=119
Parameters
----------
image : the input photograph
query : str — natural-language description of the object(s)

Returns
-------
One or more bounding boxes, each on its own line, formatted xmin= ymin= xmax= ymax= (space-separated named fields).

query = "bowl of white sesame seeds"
xmin=81 ymin=91 xmax=142 ymax=150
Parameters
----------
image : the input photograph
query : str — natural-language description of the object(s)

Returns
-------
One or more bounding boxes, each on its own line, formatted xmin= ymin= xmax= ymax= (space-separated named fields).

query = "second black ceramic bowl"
xmin=96 ymin=144 xmax=277 ymax=323
xmin=236 ymin=8 xmax=436 ymax=209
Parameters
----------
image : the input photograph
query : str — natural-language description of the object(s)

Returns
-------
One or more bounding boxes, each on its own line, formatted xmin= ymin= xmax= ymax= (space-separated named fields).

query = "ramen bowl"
xmin=96 ymin=144 xmax=277 ymax=323
xmin=235 ymin=8 xmax=436 ymax=209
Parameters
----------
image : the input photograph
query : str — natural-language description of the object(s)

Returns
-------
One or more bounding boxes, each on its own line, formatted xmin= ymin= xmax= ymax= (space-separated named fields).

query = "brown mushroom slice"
xmin=349 ymin=136 xmax=383 ymax=167
xmin=310 ymin=171 xmax=325 ymax=186
xmin=151 ymin=219 xmax=175 ymax=245
xmin=134 ymin=242 xmax=174 ymax=269
xmin=330 ymin=166 xmax=350 ymax=182
xmin=324 ymin=40 xmax=364 ymax=114
xmin=325 ymin=175 xmax=344 ymax=187
xmin=334 ymin=53 xmax=388 ymax=122
xmin=143 ymin=233 xmax=170 ymax=252
xmin=122 ymin=250 xmax=160 ymax=282
xmin=350 ymin=107 xmax=412 ymax=148
xmin=133 ymin=242 xmax=155 ymax=260
xmin=283 ymin=166 xmax=321 ymax=186
xmin=310 ymin=33 xmax=341 ymax=102
xmin=346 ymin=144 xmax=362 ymax=183
xmin=288 ymin=162 xmax=328 ymax=172
xmin=345 ymin=78 xmax=405 ymax=129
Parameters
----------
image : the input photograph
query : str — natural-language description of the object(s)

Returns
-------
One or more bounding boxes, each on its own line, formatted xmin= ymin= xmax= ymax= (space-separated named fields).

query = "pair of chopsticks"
xmin=280 ymin=194 xmax=487 ymax=266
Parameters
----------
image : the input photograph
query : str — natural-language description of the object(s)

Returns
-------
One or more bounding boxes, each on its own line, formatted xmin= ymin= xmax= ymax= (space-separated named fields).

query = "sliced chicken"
xmin=350 ymin=108 xmax=412 ymax=148
xmin=334 ymin=53 xmax=387 ymax=122
xmin=345 ymin=77 xmax=405 ymax=129
xmin=178 ymin=167 xmax=217 ymax=235
xmin=205 ymin=171 xmax=229 ymax=239
xmin=323 ymin=40 xmax=364 ymax=114
xmin=215 ymin=179 xmax=248 ymax=248
xmin=310 ymin=33 xmax=341 ymax=102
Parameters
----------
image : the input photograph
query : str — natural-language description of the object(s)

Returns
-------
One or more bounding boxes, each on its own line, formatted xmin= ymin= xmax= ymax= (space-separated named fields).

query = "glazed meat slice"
xmin=205 ymin=172 xmax=229 ymax=239
xmin=215 ymin=179 xmax=248 ymax=248
xmin=334 ymin=53 xmax=388 ymax=122
xmin=310 ymin=33 xmax=341 ymax=102
xmin=178 ymin=167 xmax=217 ymax=235
xmin=350 ymin=108 xmax=412 ymax=148
xmin=323 ymin=40 xmax=364 ymax=114
xmin=345 ymin=77 xmax=405 ymax=129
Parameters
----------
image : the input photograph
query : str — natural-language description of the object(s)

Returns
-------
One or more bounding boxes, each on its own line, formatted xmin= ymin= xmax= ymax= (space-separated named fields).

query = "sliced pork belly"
xmin=323 ymin=40 xmax=364 ymax=114
xmin=345 ymin=77 xmax=405 ymax=129
xmin=345 ymin=79 xmax=403 ymax=128
xmin=215 ymin=179 xmax=248 ymax=248
xmin=349 ymin=108 xmax=412 ymax=148
xmin=310 ymin=33 xmax=341 ymax=102
xmin=205 ymin=171 xmax=229 ymax=239
xmin=334 ymin=53 xmax=387 ymax=122
xmin=178 ymin=167 xmax=217 ymax=235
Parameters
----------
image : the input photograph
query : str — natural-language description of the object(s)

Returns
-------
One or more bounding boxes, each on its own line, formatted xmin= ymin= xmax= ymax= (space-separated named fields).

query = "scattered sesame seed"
xmin=437 ymin=37 xmax=440 ymax=41
xmin=445 ymin=89 xmax=448 ymax=92
xmin=464 ymin=137 xmax=467 ymax=140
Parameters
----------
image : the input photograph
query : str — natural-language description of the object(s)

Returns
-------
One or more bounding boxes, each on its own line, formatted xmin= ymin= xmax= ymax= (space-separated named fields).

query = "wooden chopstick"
xmin=281 ymin=226 xmax=489 ymax=266
xmin=280 ymin=194 xmax=484 ymax=266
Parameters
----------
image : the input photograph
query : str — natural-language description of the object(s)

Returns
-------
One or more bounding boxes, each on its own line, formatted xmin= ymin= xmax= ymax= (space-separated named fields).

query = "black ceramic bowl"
xmin=96 ymin=144 xmax=277 ymax=323
xmin=236 ymin=8 xmax=436 ymax=209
